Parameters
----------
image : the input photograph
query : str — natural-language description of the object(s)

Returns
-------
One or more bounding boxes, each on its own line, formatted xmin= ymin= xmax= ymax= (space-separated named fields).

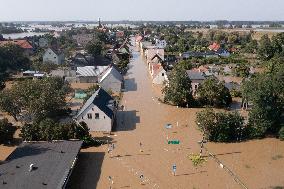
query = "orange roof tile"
xmin=0 ymin=40 xmax=33 ymax=49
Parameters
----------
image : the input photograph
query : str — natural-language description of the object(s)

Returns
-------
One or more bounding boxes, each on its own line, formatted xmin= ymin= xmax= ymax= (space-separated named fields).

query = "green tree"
xmin=162 ymin=65 xmax=194 ymax=107
xmin=242 ymin=69 xmax=284 ymax=138
xmin=86 ymin=40 xmax=103 ymax=57
xmin=244 ymin=40 xmax=258 ymax=53
xmin=0 ymin=44 xmax=30 ymax=73
xmin=234 ymin=64 xmax=250 ymax=78
xmin=1 ymin=77 xmax=71 ymax=122
xmin=197 ymin=77 xmax=232 ymax=107
xmin=0 ymin=90 xmax=21 ymax=121
xmin=0 ymin=119 xmax=16 ymax=144
xmin=257 ymin=34 xmax=274 ymax=60
xmin=196 ymin=109 xmax=246 ymax=142
xmin=177 ymin=60 xmax=193 ymax=70
xmin=20 ymin=119 xmax=91 ymax=143
xmin=271 ymin=33 xmax=284 ymax=55
xmin=279 ymin=126 xmax=284 ymax=140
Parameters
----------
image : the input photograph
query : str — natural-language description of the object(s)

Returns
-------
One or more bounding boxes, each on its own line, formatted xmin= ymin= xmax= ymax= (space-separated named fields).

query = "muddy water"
xmin=101 ymin=39 xmax=240 ymax=189
xmin=69 ymin=38 xmax=284 ymax=189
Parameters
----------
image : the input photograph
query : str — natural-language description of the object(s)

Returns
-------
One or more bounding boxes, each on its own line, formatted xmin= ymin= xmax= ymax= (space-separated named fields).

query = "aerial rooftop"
xmin=0 ymin=140 xmax=83 ymax=189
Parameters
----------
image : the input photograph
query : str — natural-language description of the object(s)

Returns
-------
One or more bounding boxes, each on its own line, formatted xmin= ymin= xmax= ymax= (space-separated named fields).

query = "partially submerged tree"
xmin=197 ymin=77 xmax=232 ymax=107
xmin=196 ymin=109 xmax=246 ymax=142
xmin=162 ymin=65 xmax=194 ymax=107
xmin=242 ymin=69 xmax=284 ymax=138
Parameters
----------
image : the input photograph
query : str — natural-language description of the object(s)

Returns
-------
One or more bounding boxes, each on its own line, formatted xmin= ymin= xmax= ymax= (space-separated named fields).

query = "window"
xmin=162 ymin=73 xmax=164 ymax=76
xmin=92 ymin=108 xmax=94 ymax=111
xmin=95 ymin=113 xmax=99 ymax=119
xmin=87 ymin=113 xmax=92 ymax=119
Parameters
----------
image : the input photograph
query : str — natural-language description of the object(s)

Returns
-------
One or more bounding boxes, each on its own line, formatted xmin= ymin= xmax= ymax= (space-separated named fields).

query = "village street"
xmin=69 ymin=38 xmax=284 ymax=189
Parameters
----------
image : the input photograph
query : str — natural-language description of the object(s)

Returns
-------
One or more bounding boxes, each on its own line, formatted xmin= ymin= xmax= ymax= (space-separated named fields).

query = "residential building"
xmin=135 ymin=35 xmax=143 ymax=46
xmin=0 ymin=141 xmax=83 ymax=189
xmin=116 ymin=31 xmax=124 ymax=38
xmin=99 ymin=66 xmax=124 ymax=93
xmin=150 ymin=63 xmax=168 ymax=84
xmin=215 ymin=49 xmax=230 ymax=57
xmin=186 ymin=70 xmax=206 ymax=95
xmin=38 ymin=38 xmax=48 ymax=48
xmin=180 ymin=51 xmax=219 ymax=59
xmin=43 ymin=48 xmax=65 ymax=65
xmin=75 ymin=88 xmax=116 ymax=132
xmin=72 ymin=33 xmax=95 ymax=47
xmin=208 ymin=42 xmax=221 ymax=51
xmin=0 ymin=40 xmax=33 ymax=55
xmin=146 ymin=48 xmax=165 ymax=63
xmin=155 ymin=39 xmax=167 ymax=49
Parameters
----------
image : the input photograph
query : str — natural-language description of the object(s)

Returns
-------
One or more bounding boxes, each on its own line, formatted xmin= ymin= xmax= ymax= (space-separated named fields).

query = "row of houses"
xmin=0 ymin=28 xmax=128 ymax=188
xmin=136 ymin=35 xmax=242 ymax=97
xmin=136 ymin=35 xmax=169 ymax=85
xmin=68 ymin=38 xmax=130 ymax=132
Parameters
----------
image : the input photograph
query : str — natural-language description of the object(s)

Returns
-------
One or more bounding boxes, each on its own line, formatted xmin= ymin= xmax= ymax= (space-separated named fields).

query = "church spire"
xmin=98 ymin=17 xmax=102 ymax=28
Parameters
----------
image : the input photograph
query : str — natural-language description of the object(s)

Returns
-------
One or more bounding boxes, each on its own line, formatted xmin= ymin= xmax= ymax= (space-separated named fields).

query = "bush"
xmin=279 ymin=127 xmax=284 ymax=140
xmin=0 ymin=119 xmax=16 ymax=144
xmin=188 ymin=154 xmax=207 ymax=167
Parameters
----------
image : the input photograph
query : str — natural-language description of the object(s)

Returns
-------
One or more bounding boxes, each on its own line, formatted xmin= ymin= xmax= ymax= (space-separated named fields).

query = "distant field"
xmin=185 ymin=28 xmax=281 ymax=40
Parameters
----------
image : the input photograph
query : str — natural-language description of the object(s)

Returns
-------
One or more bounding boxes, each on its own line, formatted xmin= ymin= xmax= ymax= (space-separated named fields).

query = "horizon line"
xmin=1 ymin=20 xmax=284 ymax=23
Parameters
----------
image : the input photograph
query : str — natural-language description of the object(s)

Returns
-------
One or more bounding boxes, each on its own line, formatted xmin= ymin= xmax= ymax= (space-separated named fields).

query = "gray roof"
xmin=186 ymin=70 xmax=206 ymax=80
xmin=99 ymin=66 xmax=123 ymax=83
xmin=0 ymin=141 xmax=82 ymax=189
xmin=48 ymin=47 xmax=63 ymax=56
xmin=181 ymin=51 xmax=221 ymax=59
xmin=76 ymin=88 xmax=115 ymax=119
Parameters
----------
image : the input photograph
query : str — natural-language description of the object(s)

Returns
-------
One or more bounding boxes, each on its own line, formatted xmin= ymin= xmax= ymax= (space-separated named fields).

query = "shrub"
xmin=188 ymin=154 xmax=207 ymax=167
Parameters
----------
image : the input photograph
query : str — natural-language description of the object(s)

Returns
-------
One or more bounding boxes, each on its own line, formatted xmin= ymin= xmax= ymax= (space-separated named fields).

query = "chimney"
xmin=29 ymin=164 xmax=34 ymax=172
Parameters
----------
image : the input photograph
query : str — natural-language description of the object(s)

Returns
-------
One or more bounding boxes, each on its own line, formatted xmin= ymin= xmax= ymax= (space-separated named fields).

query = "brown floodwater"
xmin=68 ymin=38 xmax=284 ymax=189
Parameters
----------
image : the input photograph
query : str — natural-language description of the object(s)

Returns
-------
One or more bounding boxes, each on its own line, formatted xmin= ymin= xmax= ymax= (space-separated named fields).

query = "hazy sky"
xmin=0 ymin=0 xmax=283 ymax=21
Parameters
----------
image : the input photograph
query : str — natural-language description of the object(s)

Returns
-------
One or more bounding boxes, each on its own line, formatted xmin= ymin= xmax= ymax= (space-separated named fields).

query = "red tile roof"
xmin=151 ymin=63 xmax=164 ymax=79
xmin=135 ymin=35 xmax=143 ymax=42
xmin=0 ymin=40 xmax=33 ymax=49
xmin=208 ymin=42 xmax=220 ymax=51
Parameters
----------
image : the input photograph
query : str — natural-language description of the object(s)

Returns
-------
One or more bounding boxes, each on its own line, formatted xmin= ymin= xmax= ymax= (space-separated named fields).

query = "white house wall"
xmin=153 ymin=70 xmax=167 ymax=84
xmin=77 ymin=103 xmax=112 ymax=132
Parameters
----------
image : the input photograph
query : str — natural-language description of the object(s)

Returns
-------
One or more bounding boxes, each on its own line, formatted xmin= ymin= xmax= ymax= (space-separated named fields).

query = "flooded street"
xmin=69 ymin=38 xmax=284 ymax=189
